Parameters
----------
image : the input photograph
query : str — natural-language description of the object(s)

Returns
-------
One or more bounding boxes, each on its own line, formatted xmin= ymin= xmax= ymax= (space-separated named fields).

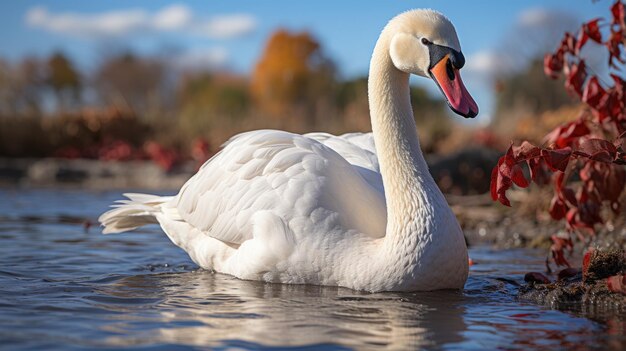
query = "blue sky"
xmin=0 ymin=1 xmax=612 ymax=122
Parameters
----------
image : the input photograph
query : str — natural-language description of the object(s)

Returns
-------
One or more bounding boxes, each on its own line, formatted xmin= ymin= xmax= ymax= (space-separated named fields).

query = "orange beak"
xmin=429 ymin=54 xmax=478 ymax=118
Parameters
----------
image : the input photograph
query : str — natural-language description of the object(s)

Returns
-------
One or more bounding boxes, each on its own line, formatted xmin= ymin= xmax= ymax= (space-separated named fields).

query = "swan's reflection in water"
xmin=2 ymin=191 xmax=620 ymax=350
xmin=98 ymin=270 xmax=468 ymax=349
xmin=88 ymin=250 xmax=619 ymax=351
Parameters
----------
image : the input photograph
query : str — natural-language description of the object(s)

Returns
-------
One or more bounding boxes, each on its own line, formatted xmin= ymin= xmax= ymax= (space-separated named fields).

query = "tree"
xmin=499 ymin=9 xmax=579 ymax=69
xmin=46 ymin=52 xmax=81 ymax=111
xmin=0 ymin=57 xmax=45 ymax=116
xmin=94 ymin=52 xmax=166 ymax=118
xmin=493 ymin=59 xmax=576 ymax=127
xmin=250 ymin=29 xmax=336 ymax=127
xmin=178 ymin=72 xmax=250 ymax=138
xmin=491 ymin=9 xmax=581 ymax=130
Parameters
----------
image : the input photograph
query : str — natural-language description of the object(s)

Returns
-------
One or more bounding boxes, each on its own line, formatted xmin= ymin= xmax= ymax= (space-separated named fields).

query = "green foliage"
xmin=335 ymin=77 xmax=368 ymax=110
xmin=178 ymin=73 xmax=250 ymax=138
xmin=46 ymin=52 xmax=81 ymax=109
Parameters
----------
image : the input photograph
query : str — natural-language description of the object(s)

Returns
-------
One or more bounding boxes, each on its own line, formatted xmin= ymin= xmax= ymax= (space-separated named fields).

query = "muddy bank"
xmin=448 ymin=192 xmax=626 ymax=251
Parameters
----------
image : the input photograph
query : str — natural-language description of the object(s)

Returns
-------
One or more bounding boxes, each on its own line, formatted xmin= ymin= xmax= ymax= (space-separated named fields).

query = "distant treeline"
xmin=0 ymin=28 xmax=579 ymax=161
xmin=0 ymin=29 xmax=451 ymax=160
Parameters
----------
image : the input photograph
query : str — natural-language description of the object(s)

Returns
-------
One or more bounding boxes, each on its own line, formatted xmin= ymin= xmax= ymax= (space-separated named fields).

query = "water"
xmin=0 ymin=189 xmax=624 ymax=350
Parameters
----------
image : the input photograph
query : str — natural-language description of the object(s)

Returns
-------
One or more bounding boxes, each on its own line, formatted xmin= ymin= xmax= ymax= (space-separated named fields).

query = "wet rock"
xmin=557 ymin=267 xmax=581 ymax=282
xmin=583 ymin=249 xmax=624 ymax=283
xmin=518 ymin=249 xmax=626 ymax=314
xmin=524 ymin=272 xmax=551 ymax=284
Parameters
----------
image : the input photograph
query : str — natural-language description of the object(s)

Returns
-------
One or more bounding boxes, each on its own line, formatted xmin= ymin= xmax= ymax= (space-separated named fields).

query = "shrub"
xmin=491 ymin=1 xmax=626 ymax=269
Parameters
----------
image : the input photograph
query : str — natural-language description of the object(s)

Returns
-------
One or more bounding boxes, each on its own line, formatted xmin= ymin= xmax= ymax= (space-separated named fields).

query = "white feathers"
xmin=168 ymin=130 xmax=386 ymax=246
xmin=98 ymin=193 xmax=171 ymax=234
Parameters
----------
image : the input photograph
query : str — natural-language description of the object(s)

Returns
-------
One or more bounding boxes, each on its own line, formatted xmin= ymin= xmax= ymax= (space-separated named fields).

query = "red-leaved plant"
xmin=491 ymin=1 xmax=626 ymax=270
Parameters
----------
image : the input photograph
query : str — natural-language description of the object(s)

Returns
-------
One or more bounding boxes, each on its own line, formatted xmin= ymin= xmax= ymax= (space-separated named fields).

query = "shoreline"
xmin=0 ymin=157 xmax=192 ymax=190
xmin=2 ymin=156 xmax=624 ymax=250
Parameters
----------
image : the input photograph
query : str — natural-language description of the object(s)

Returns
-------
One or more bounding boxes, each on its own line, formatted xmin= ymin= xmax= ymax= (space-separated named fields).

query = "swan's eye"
xmin=421 ymin=38 xmax=431 ymax=45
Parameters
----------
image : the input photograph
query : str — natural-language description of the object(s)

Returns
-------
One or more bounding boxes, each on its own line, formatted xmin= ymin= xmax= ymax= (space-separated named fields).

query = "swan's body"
xmin=100 ymin=9 xmax=478 ymax=292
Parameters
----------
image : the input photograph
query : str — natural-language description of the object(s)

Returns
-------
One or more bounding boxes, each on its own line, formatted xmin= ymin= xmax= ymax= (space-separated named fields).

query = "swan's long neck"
xmin=368 ymin=33 xmax=444 ymax=252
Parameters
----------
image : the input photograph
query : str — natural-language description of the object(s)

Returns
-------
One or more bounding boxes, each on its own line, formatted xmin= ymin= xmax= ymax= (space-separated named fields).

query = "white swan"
xmin=99 ymin=9 xmax=479 ymax=292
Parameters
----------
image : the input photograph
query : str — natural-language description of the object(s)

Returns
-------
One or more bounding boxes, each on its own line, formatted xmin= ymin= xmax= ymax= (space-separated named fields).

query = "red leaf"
xmin=576 ymin=28 xmax=589 ymax=54
xmin=513 ymin=141 xmax=541 ymax=160
xmin=563 ymin=188 xmax=578 ymax=207
xmin=582 ymin=76 xmax=608 ymax=110
xmin=491 ymin=155 xmax=513 ymax=207
xmin=551 ymin=244 xmax=571 ymax=268
xmin=549 ymin=196 xmax=568 ymax=220
xmin=611 ymin=1 xmax=625 ymax=26
xmin=542 ymin=148 xmax=572 ymax=171
xmin=583 ymin=18 xmax=603 ymax=44
xmin=606 ymin=29 xmax=625 ymax=67
xmin=496 ymin=174 xmax=512 ymax=207
xmin=498 ymin=146 xmax=515 ymax=179
xmin=579 ymin=162 xmax=594 ymax=182
xmin=511 ymin=164 xmax=529 ymax=188
xmin=565 ymin=60 xmax=587 ymax=96
xmin=490 ymin=165 xmax=499 ymax=201
xmin=608 ymin=75 xmax=626 ymax=124
xmin=604 ymin=166 xmax=626 ymax=204
xmin=575 ymin=138 xmax=618 ymax=162
xmin=566 ymin=207 xmax=578 ymax=226
xmin=555 ymin=170 xmax=566 ymax=189
xmin=544 ymin=120 xmax=590 ymax=148
xmin=561 ymin=32 xmax=578 ymax=54
xmin=543 ymin=53 xmax=563 ymax=79
xmin=527 ymin=158 xmax=548 ymax=184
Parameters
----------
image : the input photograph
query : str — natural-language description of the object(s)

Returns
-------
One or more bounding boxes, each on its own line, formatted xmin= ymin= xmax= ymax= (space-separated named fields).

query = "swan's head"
xmin=386 ymin=9 xmax=478 ymax=118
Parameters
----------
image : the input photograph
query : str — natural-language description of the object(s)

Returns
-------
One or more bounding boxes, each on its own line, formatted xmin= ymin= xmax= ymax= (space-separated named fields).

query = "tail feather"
xmin=99 ymin=193 xmax=172 ymax=234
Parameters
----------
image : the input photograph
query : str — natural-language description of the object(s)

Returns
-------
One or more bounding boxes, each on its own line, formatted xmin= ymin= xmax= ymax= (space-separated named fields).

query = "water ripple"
xmin=0 ymin=189 xmax=623 ymax=350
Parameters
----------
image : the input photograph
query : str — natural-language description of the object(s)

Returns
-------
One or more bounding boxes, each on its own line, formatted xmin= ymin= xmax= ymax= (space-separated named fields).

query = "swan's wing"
xmin=170 ymin=130 xmax=387 ymax=246
xmin=305 ymin=132 xmax=383 ymax=194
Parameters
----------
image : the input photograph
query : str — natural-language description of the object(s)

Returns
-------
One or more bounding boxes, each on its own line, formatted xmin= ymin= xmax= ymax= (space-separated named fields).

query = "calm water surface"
xmin=0 ymin=189 xmax=624 ymax=350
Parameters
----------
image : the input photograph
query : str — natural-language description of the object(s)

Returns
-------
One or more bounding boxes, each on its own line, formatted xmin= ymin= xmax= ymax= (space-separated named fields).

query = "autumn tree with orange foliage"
xmin=250 ymin=29 xmax=335 ymax=127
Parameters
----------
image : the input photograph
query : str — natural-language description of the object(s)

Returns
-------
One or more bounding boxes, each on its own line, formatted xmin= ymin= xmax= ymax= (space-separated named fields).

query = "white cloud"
xmin=465 ymin=51 xmax=512 ymax=78
xmin=153 ymin=5 xmax=192 ymax=30
xmin=25 ymin=4 xmax=256 ymax=39
xmin=517 ymin=8 xmax=553 ymax=28
xmin=26 ymin=6 xmax=148 ymax=37
xmin=195 ymin=14 xmax=256 ymax=39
